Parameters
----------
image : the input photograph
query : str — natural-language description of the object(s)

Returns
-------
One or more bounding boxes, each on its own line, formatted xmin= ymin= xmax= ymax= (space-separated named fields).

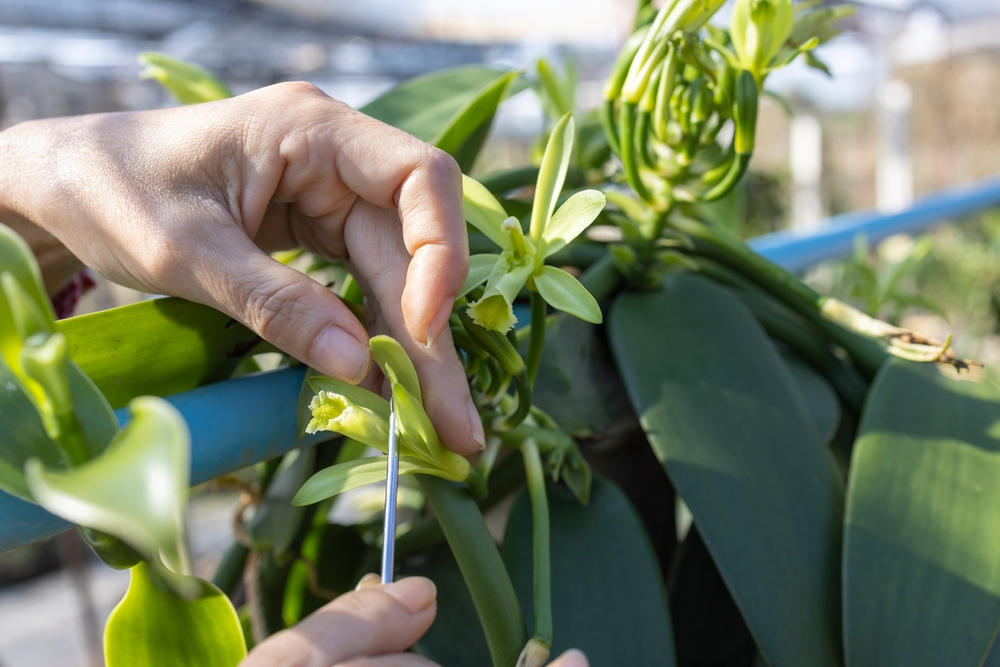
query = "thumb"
xmin=194 ymin=230 xmax=371 ymax=383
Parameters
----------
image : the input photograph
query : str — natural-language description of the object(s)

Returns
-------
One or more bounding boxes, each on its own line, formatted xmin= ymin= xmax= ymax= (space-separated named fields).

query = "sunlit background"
xmin=0 ymin=0 xmax=998 ymax=665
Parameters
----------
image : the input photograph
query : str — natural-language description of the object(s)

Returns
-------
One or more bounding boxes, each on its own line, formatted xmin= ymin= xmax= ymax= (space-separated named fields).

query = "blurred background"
xmin=0 ymin=0 xmax=999 ymax=665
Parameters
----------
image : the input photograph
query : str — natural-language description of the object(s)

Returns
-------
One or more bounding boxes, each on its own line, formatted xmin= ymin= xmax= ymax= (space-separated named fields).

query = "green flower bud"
xmin=730 ymin=0 xmax=794 ymax=82
xmin=733 ymin=70 xmax=759 ymax=154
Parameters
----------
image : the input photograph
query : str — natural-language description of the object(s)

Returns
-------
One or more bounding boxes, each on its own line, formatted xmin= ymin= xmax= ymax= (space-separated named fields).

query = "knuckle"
xmin=423 ymin=147 xmax=461 ymax=184
xmin=275 ymin=80 xmax=328 ymax=100
xmin=243 ymin=279 xmax=311 ymax=341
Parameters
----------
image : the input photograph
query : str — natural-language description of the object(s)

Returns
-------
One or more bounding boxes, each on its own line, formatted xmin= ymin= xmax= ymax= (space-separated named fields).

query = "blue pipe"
xmin=750 ymin=178 xmax=1000 ymax=272
xmin=4 ymin=178 xmax=1000 ymax=553
xmin=0 ymin=366 xmax=320 ymax=552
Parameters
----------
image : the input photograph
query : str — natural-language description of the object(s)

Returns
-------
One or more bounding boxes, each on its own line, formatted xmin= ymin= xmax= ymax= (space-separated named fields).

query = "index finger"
xmin=264 ymin=85 xmax=469 ymax=346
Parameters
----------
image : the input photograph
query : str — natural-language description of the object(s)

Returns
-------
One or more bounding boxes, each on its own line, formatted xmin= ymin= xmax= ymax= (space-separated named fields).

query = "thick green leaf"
xmin=361 ymin=66 xmax=520 ymax=172
xmin=781 ymin=350 xmax=840 ymax=445
xmin=403 ymin=544 xmax=493 ymax=666
xmin=843 ymin=360 xmax=1000 ymax=667
xmin=608 ymin=273 xmax=844 ymax=666
xmin=25 ymin=397 xmax=190 ymax=574
xmin=58 ymin=297 xmax=260 ymax=409
xmin=502 ymin=477 xmax=676 ymax=665
xmin=0 ymin=360 xmax=118 ymax=499
xmin=522 ymin=313 xmax=637 ymax=441
xmin=105 ymin=562 xmax=245 ymax=667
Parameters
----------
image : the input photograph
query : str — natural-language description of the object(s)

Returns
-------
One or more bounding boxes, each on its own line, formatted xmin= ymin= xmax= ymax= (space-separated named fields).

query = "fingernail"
xmin=313 ymin=325 xmax=371 ymax=384
xmin=425 ymin=297 xmax=455 ymax=349
xmin=384 ymin=577 xmax=436 ymax=613
xmin=355 ymin=573 xmax=380 ymax=591
xmin=557 ymin=649 xmax=589 ymax=667
xmin=467 ymin=398 xmax=486 ymax=450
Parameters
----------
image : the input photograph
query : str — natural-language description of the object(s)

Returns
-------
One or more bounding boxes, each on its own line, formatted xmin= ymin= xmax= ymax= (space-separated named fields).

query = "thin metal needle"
xmin=381 ymin=397 xmax=400 ymax=584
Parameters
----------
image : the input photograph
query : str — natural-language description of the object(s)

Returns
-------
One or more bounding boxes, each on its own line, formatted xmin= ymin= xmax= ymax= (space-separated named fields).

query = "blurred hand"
xmin=0 ymin=82 xmax=484 ymax=455
xmin=241 ymin=574 xmax=589 ymax=667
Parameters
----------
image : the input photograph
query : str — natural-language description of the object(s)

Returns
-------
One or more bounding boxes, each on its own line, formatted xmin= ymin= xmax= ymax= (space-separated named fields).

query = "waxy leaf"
xmin=105 ymin=562 xmax=245 ymax=667
xmin=0 ymin=360 xmax=118 ymax=500
xmin=782 ymin=351 xmax=841 ymax=445
xmin=0 ymin=224 xmax=54 ymax=324
xmin=58 ymin=297 xmax=260 ymax=409
xmin=843 ymin=360 xmax=1000 ymax=667
xmin=362 ymin=66 xmax=520 ymax=173
xmin=248 ymin=447 xmax=316 ymax=557
xmin=503 ymin=477 xmax=676 ymax=665
xmin=25 ymin=397 xmax=191 ymax=574
xmin=533 ymin=266 xmax=602 ymax=324
xmin=609 ymin=273 xmax=844 ymax=667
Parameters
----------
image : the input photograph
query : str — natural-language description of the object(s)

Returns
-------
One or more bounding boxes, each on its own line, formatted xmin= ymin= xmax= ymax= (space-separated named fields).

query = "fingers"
xmin=336 ymin=655 xmax=440 ymax=667
xmin=548 ymin=649 xmax=590 ymax=667
xmin=248 ymin=83 xmax=468 ymax=347
xmin=345 ymin=201 xmax=484 ymax=455
xmin=190 ymin=228 xmax=372 ymax=384
xmin=241 ymin=577 xmax=437 ymax=667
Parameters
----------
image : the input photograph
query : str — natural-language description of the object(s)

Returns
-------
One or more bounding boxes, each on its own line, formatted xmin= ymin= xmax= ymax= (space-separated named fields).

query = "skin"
xmin=0 ymin=83 xmax=587 ymax=666
xmin=0 ymin=81 xmax=484 ymax=456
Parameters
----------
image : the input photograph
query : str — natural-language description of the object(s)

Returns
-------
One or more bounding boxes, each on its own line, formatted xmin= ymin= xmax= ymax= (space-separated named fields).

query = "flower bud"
xmin=730 ymin=0 xmax=794 ymax=82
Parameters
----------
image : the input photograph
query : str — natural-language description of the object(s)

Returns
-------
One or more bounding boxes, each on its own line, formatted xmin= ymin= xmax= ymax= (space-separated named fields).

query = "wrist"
xmin=0 ymin=120 xmax=86 ymax=294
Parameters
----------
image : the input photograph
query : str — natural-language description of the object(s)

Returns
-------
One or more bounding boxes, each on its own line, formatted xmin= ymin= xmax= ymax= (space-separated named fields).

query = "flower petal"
xmin=542 ymin=190 xmax=606 ymax=257
xmin=460 ymin=254 xmax=501 ymax=297
xmin=370 ymin=335 xmax=421 ymax=403
xmin=533 ymin=266 xmax=603 ymax=324
xmin=293 ymin=456 xmax=443 ymax=505
xmin=463 ymin=175 xmax=510 ymax=249
xmin=529 ymin=113 xmax=575 ymax=243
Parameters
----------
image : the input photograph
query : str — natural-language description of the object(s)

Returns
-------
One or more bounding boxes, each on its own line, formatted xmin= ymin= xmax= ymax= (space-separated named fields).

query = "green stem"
xmin=526 ymin=291 xmax=547 ymax=388
xmin=212 ymin=541 xmax=250 ymax=598
xmin=619 ymin=100 xmax=655 ymax=205
xmin=498 ymin=370 xmax=532 ymax=431
xmin=602 ymin=98 xmax=621 ymax=156
xmin=417 ymin=475 xmax=529 ymax=667
xmin=519 ymin=439 xmax=553 ymax=650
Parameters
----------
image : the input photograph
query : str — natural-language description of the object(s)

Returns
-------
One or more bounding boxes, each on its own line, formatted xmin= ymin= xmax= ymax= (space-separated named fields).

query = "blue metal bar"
xmin=750 ymin=178 xmax=1000 ymax=272
xmin=0 ymin=366 xmax=319 ymax=552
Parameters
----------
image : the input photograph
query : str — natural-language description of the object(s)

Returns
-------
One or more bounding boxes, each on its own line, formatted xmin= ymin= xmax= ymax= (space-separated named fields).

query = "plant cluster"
xmin=2 ymin=2 xmax=1000 ymax=667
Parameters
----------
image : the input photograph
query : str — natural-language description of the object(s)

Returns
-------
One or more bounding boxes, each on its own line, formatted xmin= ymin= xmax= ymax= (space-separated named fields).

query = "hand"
xmin=0 ymin=82 xmax=484 ymax=454
xmin=241 ymin=574 xmax=589 ymax=667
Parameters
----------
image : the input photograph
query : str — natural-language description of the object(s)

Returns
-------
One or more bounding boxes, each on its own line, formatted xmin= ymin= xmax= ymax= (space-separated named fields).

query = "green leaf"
xmin=370 ymin=334 xmax=422 ymax=403
xmin=608 ymin=273 xmax=844 ymax=667
xmin=105 ymin=562 xmax=245 ymax=667
xmin=541 ymin=190 xmax=606 ymax=258
xmin=138 ymin=52 xmax=233 ymax=105
xmin=529 ymin=113 xmax=574 ymax=243
xmin=361 ymin=66 xmax=520 ymax=172
xmin=293 ymin=456 xmax=438 ymax=506
xmin=403 ymin=543 xmax=493 ymax=666
xmin=521 ymin=313 xmax=637 ymax=441
xmin=0 ymin=223 xmax=55 ymax=326
xmin=502 ymin=477 xmax=676 ymax=665
xmin=781 ymin=350 xmax=841 ymax=445
xmin=462 ymin=175 xmax=510 ymax=249
xmin=843 ymin=360 xmax=1000 ymax=667
xmin=0 ymin=359 xmax=118 ymax=499
xmin=461 ymin=254 xmax=501 ymax=297
xmin=248 ymin=447 xmax=316 ymax=557
xmin=57 ymin=297 xmax=260 ymax=409
xmin=533 ymin=266 xmax=602 ymax=324
xmin=25 ymin=396 xmax=191 ymax=574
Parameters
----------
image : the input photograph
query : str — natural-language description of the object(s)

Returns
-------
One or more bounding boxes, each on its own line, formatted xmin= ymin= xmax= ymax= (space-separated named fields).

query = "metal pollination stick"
xmin=380 ymin=397 xmax=400 ymax=584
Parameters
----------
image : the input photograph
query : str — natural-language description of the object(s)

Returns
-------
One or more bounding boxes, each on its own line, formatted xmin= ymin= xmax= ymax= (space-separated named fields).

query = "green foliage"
xmin=105 ymin=562 xmax=245 ymax=667
xmin=844 ymin=360 xmax=1000 ymax=666
xmin=503 ymin=477 xmax=676 ymax=665
xmin=609 ymin=273 xmax=844 ymax=666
